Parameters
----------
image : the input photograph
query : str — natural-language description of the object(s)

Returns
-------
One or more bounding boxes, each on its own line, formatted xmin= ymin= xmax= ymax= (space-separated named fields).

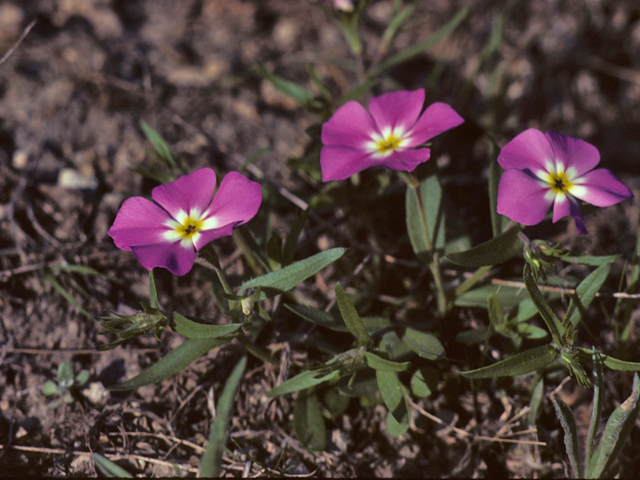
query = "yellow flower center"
xmin=549 ymin=171 xmax=572 ymax=194
xmin=376 ymin=134 xmax=402 ymax=154
xmin=177 ymin=218 xmax=203 ymax=239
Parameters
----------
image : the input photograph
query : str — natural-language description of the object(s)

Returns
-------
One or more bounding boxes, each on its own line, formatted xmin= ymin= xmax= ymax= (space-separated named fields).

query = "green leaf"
xmin=528 ymin=378 xmax=544 ymax=428
xmin=445 ymin=225 xmax=523 ymax=268
xmin=240 ymin=248 xmax=347 ymax=299
xmin=552 ymin=396 xmax=582 ymax=478
xmin=109 ymin=338 xmax=230 ymax=391
xmin=460 ymin=345 xmax=559 ymax=379
xmin=406 ymin=174 xmax=445 ymax=262
xmin=369 ymin=5 xmax=469 ymax=77
xmin=411 ymin=367 xmax=438 ymax=398
xmin=456 ymin=326 xmax=490 ymax=345
xmin=92 ymin=453 xmax=134 ymax=478
xmin=200 ymin=356 xmax=247 ymax=478
xmin=285 ymin=304 xmax=390 ymax=333
xmin=254 ymin=63 xmax=315 ymax=107
xmin=577 ymin=349 xmax=640 ymax=371
xmin=363 ymin=351 xmax=410 ymax=372
xmin=488 ymin=138 xmax=504 ymax=237
xmin=401 ymin=328 xmax=445 ymax=360
xmin=75 ymin=369 xmax=90 ymax=386
xmin=173 ymin=312 xmax=243 ymax=339
xmin=58 ymin=361 xmax=74 ymax=387
xmin=140 ymin=122 xmax=184 ymax=171
xmin=339 ymin=79 xmax=380 ymax=105
xmin=43 ymin=273 xmax=94 ymax=321
xmin=42 ymin=380 xmax=59 ymax=396
xmin=267 ymin=369 xmax=340 ymax=397
xmin=47 ymin=263 xmax=110 ymax=279
xmin=523 ymin=264 xmax=565 ymax=345
xmin=335 ymin=283 xmax=371 ymax=347
xmin=293 ymin=389 xmax=327 ymax=452
xmin=455 ymin=281 xmax=533 ymax=309
xmin=587 ymin=374 xmax=640 ymax=478
xmin=487 ymin=293 xmax=505 ymax=327
xmin=376 ymin=370 xmax=410 ymax=435
xmin=386 ymin=393 xmax=410 ymax=437
xmin=565 ymin=263 xmax=611 ymax=328
xmin=560 ymin=254 xmax=621 ymax=266
xmin=586 ymin=351 xmax=604 ymax=465
xmin=282 ymin=208 xmax=310 ymax=267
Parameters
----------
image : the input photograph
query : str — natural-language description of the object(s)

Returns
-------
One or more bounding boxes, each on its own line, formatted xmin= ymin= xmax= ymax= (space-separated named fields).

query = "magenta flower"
xmin=497 ymin=129 xmax=633 ymax=234
xmin=108 ymin=168 xmax=261 ymax=275
xmin=320 ymin=89 xmax=464 ymax=181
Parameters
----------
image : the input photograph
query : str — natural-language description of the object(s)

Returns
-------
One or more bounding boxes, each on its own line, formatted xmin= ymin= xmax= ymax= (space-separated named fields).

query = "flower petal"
xmin=321 ymin=100 xmax=379 ymax=148
xmin=131 ymin=241 xmax=197 ymax=276
xmin=152 ymin=168 xmax=217 ymax=220
xmin=497 ymin=169 xmax=553 ymax=225
xmin=368 ymin=89 xmax=425 ymax=134
xmin=545 ymin=130 xmax=600 ymax=177
xmin=403 ymin=102 xmax=464 ymax=147
xmin=379 ymin=147 xmax=431 ymax=172
xmin=570 ymin=168 xmax=634 ymax=207
xmin=552 ymin=194 xmax=587 ymax=234
xmin=498 ymin=128 xmax=554 ymax=172
xmin=108 ymin=196 xmax=173 ymax=251
xmin=320 ymin=145 xmax=375 ymax=181
xmin=199 ymin=172 xmax=261 ymax=247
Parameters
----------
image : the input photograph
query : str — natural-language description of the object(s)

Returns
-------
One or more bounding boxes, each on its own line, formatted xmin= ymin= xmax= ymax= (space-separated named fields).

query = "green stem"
xmin=209 ymin=254 xmax=277 ymax=367
xmin=400 ymin=172 xmax=448 ymax=316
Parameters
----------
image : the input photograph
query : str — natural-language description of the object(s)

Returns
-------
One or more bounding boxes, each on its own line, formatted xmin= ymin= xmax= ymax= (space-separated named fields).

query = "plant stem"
xmin=400 ymin=172 xmax=448 ymax=316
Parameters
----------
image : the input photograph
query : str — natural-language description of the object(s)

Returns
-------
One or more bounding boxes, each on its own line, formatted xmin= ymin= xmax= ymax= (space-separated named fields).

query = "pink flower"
xmin=320 ymin=89 xmax=464 ymax=181
xmin=497 ymin=129 xmax=633 ymax=234
xmin=108 ymin=168 xmax=262 ymax=275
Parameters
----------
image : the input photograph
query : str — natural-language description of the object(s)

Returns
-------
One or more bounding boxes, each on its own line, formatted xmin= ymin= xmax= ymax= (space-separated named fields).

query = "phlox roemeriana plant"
xmin=108 ymin=168 xmax=261 ymax=276
xmin=319 ymin=89 xmax=464 ymax=181
xmin=496 ymin=129 xmax=633 ymax=234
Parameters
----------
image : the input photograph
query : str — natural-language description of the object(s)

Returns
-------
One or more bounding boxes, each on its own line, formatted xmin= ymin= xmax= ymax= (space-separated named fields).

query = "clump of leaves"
xmin=41 ymin=360 xmax=90 ymax=408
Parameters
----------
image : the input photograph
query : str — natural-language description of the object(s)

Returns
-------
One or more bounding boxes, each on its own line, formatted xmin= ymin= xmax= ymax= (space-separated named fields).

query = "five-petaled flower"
xmin=497 ymin=129 xmax=633 ymax=234
xmin=108 ymin=168 xmax=262 ymax=275
xmin=320 ymin=89 xmax=464 ymax=181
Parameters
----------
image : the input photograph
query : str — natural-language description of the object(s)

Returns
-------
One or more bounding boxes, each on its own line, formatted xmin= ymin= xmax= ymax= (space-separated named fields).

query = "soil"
xmin=1 ymin=0 xmax=640 ymax=477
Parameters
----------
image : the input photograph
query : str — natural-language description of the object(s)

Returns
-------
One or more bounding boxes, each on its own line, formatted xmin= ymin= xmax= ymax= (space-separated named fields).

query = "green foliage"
xmin=445 ymin=225 xmax=524 ymax=268
xmin=42 ymin=360 xmax=90 ymax=408
xmin=92 ymin=454 xmax=134 ymax=478
xmin=200 ymin=356 xmax=247 ymax=478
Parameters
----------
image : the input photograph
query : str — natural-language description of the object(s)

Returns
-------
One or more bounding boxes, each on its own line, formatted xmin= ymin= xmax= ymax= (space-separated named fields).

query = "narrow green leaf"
xmin=339 ymin=79 xmax=380 ymax=105
xmin=552 ymin=396 xmax=582 ymax=478
xmin=445 ymin=225 xmax=523 ymax=268
xmin=109 ymin=338 xmax=230 ymax=391
xmin=587 ymin=374 xmax=640 ymax=478
xmin=335 ymin=283 xmax=371 ymax=347
xmin=406 ymin=174 xmax=445 ymax=263
xmin=240 ymin=248 xmax=347 ymax=299
xmin=586 ymin=351 xmax=604 ymax=465
xmin=364 ymin=351 xmax=410 ymax=372
xmin=369 ymin=5 xmax=469 ymax=77
xmin=200 ymin=356 xmax=247 ymax=478
xmin=43 ymin=273 xmax=94 ymax=321
xmin=285 ymin=304 xmax=390 ymax=333
xmin=254 ymin=63 xmax=315 ymax=106
xmin=488 ymin=138 xmax=504 ymax=237
xmin=92 ymin=453 xmax=134 ymax=478
xmin=577 ymin=349 xmax=640 ymax=371
xmin=455 ymin=281 xmax=536 ymax=309
xmin=148 ymin=269 xmax=158 ymax=309
xmin=460 ymin=345 xmax=559 ymax=379
xmin=560 ymin=254 xmax=621 ymax=266
xmin=282 ymin=208 xmax=310 ymax=267
xmin=385 ymin=393 xmax=410 ymax=437
xmin=173 ymin=313 xmax=243 ymax=339
xmin=401 ymin=328 xmax=445 ymax=360
xmin=456 ymin=325 xmax=490 ymax=345
xmin=140 ymin=121 xmax=184 ymax=171
xmin=47 ymin=263 xmax=109 ymax=279
xmin=293 ymin=389 xmax=327 ymax=452
xmin=528 ymin=378 xmax=544 ymax=428
xmin=376 ymin=370 xmax=407 ymax=425
xmin=487 ymin=293 xmax=505 ymax=327
xmin=566 ymin=263 xmax=611 ymax=328
xmin=523 ymin=264 xmax=565 ymax=345
xmin=267 ymin=369 xmax=340 ymax=397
